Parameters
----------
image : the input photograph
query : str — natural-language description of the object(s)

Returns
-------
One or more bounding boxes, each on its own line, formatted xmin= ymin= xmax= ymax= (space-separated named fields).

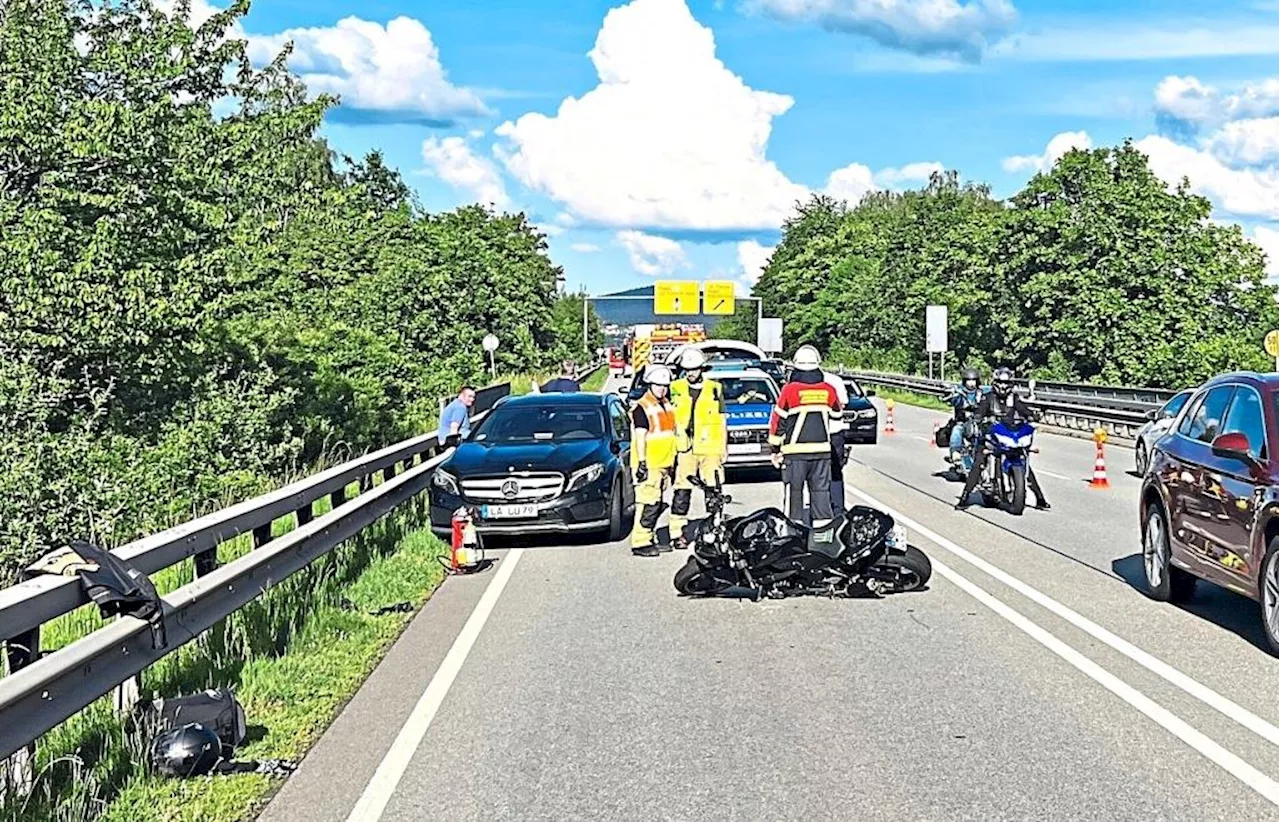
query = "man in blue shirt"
xmin=542 ymin=361 xmax=581 ymax=393
xmin=438 ymin=386 xmax=476 ymax=444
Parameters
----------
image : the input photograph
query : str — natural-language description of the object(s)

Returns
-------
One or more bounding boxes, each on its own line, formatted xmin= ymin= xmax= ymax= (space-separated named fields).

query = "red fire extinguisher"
xmin=448 ymin=507 xmax=485 ymax=573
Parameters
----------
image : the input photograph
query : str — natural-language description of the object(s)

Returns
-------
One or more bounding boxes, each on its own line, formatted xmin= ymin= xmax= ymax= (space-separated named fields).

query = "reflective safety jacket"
xmin=769 ymin=378 xmax=842 ymax=456
xmin=671 ymin=378 xmax=727 ymax=457
xmin=632 ymin=392 xmax=678 ymax=469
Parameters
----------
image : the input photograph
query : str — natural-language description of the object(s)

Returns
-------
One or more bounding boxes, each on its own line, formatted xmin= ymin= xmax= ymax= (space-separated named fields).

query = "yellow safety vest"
xmin=671 ymin=378 xmax=727 ymax=457
xmin=633 ymin=392 xmax=678 ymax=470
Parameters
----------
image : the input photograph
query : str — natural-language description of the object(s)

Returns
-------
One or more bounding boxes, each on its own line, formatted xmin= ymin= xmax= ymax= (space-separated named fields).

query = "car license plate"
xmin=481 ymin=503 xmax=538 ymax=519
xmin=728 ymin=443 xmax=761 ymax=455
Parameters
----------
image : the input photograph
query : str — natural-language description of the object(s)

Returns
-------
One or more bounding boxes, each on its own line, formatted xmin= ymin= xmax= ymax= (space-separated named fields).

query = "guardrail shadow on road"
xmin=1111 ymin=554 xmax=1271 ymax=653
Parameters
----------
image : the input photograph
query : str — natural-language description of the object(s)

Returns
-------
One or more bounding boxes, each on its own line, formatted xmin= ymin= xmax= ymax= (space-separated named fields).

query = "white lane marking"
xmin=346 ymin=549 xmax=525 ymax=822
xmin=1037 ymin=469 xmax=1072 ymax=480
xmin=924 ymin=551 xmax=1280 ymax=806
xmin=847 ymin=486 xmax=1280 ymax=748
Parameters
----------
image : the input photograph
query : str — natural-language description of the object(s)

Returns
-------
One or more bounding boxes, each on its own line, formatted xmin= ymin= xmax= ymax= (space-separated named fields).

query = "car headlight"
xmin=856 ymin=408 xmax=877 ymax=419
xmin=432 ymin=469 xmax=460 ymax=496
xmin=566 ymin=463 xmax=605 ymax=492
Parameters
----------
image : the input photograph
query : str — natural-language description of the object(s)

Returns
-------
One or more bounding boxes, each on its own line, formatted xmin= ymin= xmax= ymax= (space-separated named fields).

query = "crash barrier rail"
xmin=437 ymin=380 xmax=512 ymax=416
xmin=537 ymin=358 xmax=606 ymax=392
xmin=836 ymin=369 xmax=1162 ymax=440
xmin=0 ymin=393 xmax=506 ymax=786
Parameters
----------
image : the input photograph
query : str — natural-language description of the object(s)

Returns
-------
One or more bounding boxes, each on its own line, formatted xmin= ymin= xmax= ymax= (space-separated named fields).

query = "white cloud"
xmin=737 ymin=240 xmax=774 ymax=286
xmin=1204 ymin=117 xmax=1280 ymax=168
xmin=1135 ymin=135 xmax=1279 ymax=219
xmin=1252 ymin=225 xmax=1280 ymax=278
xmin=823 ymin=160 xmax=944 ymax=203
xmin=617 ymin=230 xmax=690 ymax=276
xmin=571 ymin=243 xmax=602 ymax=253
xmin=494 ymin=0 xmax=808 ymax=232
xmin=420 ymin=137 xmax=510 ymax=208
xmin=747 ymin=0 xmax=1017 ymax=61
xmin=1154 ymin=76 xmax=1219 ymax=126
xmin=1001 ymin=131 xmax=1093 ymax=173
xmin=248 ymin=16 xmax=488 ymax=122
xmin=1155 ymin=76 xmax=1279 ymax=129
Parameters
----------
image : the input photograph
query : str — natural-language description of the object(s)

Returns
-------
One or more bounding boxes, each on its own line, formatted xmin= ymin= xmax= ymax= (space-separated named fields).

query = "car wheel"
xmin=1134 ymin=440 xmax=1149 ymax=475
xmin=606 ymin=478 xmax=625 ymax=542
xmin=1260 ymin=537 xmax=1278 ymax=656
xmin=1143 ymin=504 xmax=1196 ymax=603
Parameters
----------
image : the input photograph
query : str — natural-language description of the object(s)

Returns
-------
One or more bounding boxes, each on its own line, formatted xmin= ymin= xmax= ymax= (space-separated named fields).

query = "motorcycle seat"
xmin=806 ymin=523 xmax=844 ymax=559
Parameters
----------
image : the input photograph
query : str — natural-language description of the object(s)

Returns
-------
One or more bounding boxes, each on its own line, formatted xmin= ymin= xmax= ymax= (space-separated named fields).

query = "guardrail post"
xmin=381 ymin=466 xmax=395 ymax=484
xmin=2 ymin=628 xmax=39 ymax=798
xmin=330 ymin=488 xmax=346 ymax=510
xmin=359 ymin=473 xmax=373 ymax=493
xmin=253 ymin=522 xmax=273 ymax=549
xmin=296 ymin=500 xmax=314 ymax=527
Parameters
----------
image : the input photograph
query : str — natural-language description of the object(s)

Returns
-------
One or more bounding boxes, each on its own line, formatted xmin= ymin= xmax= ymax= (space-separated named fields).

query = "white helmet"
xmin=646 ymin=364 xmax=673 ymax=386
xmin=679 ymin=348 xmax=707 ymax=370
xmin=793 ymin=345 xmax=821 ymax=371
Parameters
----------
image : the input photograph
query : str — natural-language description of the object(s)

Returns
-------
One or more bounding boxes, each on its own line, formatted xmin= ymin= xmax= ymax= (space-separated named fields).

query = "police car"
xmin=712 ymin=368 xmax=781 ymax=467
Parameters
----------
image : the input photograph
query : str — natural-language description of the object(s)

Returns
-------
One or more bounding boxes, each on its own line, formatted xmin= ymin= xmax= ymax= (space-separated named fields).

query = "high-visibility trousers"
xmin=630 ymin=466 xmax=674 ymax=548
xmin=670 ymin=450 xmax=725 ymax=538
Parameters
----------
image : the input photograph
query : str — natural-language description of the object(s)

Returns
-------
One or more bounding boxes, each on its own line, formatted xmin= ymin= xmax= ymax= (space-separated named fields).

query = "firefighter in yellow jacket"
xmin=669 ymin=349 xmax=727 ymax=549
xmin=630 ymin=364 xmax=679 ymax=557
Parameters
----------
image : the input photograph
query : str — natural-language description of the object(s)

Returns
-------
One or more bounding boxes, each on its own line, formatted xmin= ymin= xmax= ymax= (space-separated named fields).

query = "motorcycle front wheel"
xmin=1004 ymin=464 xmax=1027 ymax=515
xmin=673 ymin=557 xmax=733 ymax=596
xmin=876 ymin=545 xmax=933 ymax=592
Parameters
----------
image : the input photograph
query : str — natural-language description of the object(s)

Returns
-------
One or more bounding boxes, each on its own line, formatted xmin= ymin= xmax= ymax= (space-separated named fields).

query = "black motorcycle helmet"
xmin=992 ymin=367 xmax=1014 ymax=397
xmin=151 ymin=723 xmax=223 ymax=778
xmin=961 ymin=367 xmax=980 ymax=391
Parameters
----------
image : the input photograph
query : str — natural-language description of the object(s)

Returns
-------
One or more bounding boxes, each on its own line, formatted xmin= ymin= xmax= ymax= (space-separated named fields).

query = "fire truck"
xmin=628 ymin=323 xmax=707 ymax=375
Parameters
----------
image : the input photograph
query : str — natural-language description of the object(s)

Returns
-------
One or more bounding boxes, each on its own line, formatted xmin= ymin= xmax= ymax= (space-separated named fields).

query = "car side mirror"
xmin=1144 ymin=409 xmax=1159 ymax=422
xmin=609 ymin=441 xmax=622 ymax=455
xmin=1211 ymin=432 xmax=1261 ymax=470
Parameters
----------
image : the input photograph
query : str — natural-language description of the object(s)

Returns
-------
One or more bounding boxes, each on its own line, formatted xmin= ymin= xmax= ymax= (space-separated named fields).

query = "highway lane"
xmin=262 ymin=379 xmax=1278 ymax=822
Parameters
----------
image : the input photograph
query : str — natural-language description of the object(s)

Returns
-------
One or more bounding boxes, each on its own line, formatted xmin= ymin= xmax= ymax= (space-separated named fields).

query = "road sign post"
xmin=758 ymin=318 xmax=783 ymax=354
xmin=926 ymin=305 xmax=948 ymax=380
xmin=1265 ymin=329 xmax=1278 ymax=360
xmin=482 ymin=333 xmax=499 ymax=380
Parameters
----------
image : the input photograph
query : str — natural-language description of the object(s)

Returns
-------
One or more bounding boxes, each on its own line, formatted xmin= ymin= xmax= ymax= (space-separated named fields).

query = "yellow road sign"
xmin=1266 ymin=329 xmax=1278 ymax=359
xmin=703 ymin=280 xmax=736 ymax=315
xmin=654 ymin=280 xmax=700 ymax=315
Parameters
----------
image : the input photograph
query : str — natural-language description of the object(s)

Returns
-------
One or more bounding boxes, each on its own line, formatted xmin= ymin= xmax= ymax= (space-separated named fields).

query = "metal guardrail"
xmin=0 ymin=391 xmax=505 ymax=771
xmin=837 ymin=369 xmax=1162 ymax=439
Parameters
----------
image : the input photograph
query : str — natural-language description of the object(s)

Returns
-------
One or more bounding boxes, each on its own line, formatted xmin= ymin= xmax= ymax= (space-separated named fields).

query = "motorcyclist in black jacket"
xmin=955 ymin=367 xmax=1051 ymax=511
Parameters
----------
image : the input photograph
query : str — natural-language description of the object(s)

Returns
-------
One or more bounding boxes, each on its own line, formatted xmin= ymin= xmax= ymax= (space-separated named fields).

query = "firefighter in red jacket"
xmin=768 ymin=345 xmax=843 ymax=527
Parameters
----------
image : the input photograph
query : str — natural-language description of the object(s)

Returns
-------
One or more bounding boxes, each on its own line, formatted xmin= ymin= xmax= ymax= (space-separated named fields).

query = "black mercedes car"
xmin=429 ymin=392 xmax=635 ymax=540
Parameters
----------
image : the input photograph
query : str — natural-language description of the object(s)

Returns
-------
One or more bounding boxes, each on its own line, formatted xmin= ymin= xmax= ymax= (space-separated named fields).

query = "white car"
xmin=1134 ymin=388 xmax=1193 ymax=475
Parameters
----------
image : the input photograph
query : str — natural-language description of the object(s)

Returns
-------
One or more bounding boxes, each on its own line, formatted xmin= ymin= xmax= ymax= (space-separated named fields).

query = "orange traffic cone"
xmin=930 ymin=420 xmax=940 ymax=447
xmin=1090 ymin=429 xmax=1110 ymax=489
xmin=884 ymin=399 xmax=897 ymax=435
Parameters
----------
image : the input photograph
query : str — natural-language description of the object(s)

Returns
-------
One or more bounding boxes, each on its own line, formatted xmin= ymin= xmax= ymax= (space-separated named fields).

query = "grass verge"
xmin=871 ymin=385 xmax=949 ymax=412
xmin=579 ymin=366 xmax=607 ymax=393
xmin=4 ymin=497 xmax=447 ymax=822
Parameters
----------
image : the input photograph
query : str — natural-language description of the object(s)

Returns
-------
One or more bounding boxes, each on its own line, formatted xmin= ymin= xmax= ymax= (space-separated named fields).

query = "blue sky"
xmin=205 ymin=0 xmax=1278 ymax=291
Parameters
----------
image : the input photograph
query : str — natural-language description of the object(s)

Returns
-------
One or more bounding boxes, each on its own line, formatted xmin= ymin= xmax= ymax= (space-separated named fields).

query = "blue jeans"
xmin=949 ymin=421 xmax=965 ymax=455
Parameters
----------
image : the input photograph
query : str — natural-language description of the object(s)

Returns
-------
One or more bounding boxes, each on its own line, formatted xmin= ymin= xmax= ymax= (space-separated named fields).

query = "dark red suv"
xmin=1139 ymin=372 xmax=1279 ymax=654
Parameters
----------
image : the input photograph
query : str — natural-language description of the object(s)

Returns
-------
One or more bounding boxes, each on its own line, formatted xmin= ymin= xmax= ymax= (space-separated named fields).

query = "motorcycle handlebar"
xmin=688 ymin=474 xmax=732 ymax=504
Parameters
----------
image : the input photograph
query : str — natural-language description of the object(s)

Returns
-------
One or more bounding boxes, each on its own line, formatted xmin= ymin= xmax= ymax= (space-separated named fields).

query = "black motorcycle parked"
xmin=673 ymin=477 xmax=932 ymax=599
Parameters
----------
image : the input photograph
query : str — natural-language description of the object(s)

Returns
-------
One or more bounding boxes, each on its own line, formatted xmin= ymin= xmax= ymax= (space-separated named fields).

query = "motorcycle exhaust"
xmin=714 ymin=585 xmax=764 ymax=601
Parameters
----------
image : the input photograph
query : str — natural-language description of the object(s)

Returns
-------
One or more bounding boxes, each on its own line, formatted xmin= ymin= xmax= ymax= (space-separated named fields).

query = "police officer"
xmin=669 ymin=349 xmax=728 ymax=548
xmin=768 ymin=345 xmax=842 ymax=527
xmin=630 ymin=364 xmax=679 ymax=556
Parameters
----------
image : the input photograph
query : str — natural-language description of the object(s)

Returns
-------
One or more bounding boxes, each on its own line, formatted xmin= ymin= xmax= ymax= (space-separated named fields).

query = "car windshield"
xmin=845 ymin=380 xmax=866 ymax=398
xmin=472 ymin=405 xmax=605 ymax=442
xmin=721 ymin=377 xmax=778 ymax=405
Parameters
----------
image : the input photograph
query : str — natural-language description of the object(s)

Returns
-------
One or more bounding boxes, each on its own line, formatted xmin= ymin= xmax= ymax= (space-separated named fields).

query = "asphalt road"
xmin=261 ymin=379 xmax=1279 ymax=822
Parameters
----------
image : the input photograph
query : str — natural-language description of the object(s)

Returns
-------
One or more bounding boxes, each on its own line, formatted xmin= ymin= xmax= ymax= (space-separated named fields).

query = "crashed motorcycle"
xmin=673 ymin=476 xmax=932 ymax=599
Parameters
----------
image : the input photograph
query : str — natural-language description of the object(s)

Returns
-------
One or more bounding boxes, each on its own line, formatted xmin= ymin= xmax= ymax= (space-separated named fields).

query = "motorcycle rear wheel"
xmin=877 ymin=545 xmax=933 ymax=592
xmin=673 ymin=557 xmax=731 ymax=596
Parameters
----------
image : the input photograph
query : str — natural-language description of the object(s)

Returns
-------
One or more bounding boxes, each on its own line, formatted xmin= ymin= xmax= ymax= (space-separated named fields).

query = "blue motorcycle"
xmin=979 ymin=419 xmax=1036 ymax=515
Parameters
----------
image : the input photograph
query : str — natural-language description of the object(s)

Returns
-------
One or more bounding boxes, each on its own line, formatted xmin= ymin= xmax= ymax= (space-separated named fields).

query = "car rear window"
xmin=1221 ymin=387 xmax=1267 ymax=461
xmin=1162 ymin=391 xmax=1191 ymax=419
xmin=1178 ymin=386 xmax=1235 ymax=443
